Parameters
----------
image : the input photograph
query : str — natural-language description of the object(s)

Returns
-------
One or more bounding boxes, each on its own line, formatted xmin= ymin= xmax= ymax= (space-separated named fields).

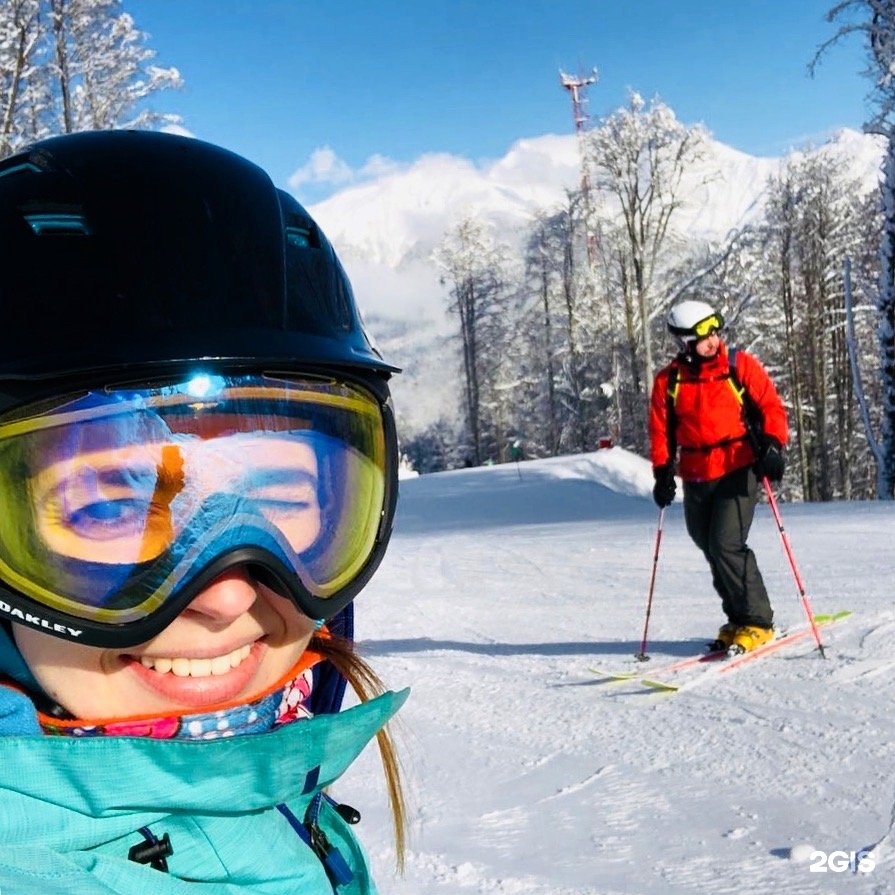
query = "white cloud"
xmin=288 ymin=146 xmax=354 ymax=189
xmin=160 ymin=123 xmax=197 ymax=138
xmin=341 ymin=255 xmax=451 ymax=325
xmin=358 ymin=153 xmax=402 ymax=179
xmin=288 ymin=146 xmax=402 ymax=191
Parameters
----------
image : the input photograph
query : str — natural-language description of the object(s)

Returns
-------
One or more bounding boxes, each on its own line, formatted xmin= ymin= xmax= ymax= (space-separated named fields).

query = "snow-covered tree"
xmin=585 ymin=92 xmax=710 ymax=398
xmin=518 ymin=211 xmax=564 ymax=456
xmin=760 ymin=153 xmax=873 ymax=499
xmin=0 ymin=0 xmax=181 ymax=158
xmin=815 ymin=0 xmax=895 ymax=496
xmin=434 ymin=217 xmax=515 ymax=466
xmin=513 ymin=198 xmax=602 ymax=457
xmin=424 ymin=89 xmax=882 ymax=489
xmin=49 ymin=0 xmax=181 ymax=132
xmin=0 ymin=0 xmax=45 ymax=156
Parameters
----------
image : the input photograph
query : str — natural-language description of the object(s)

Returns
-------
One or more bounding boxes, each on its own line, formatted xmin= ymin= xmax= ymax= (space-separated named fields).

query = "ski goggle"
xmin=669 ymin=313 xmax=724 ymax=346
xmin=691 ymin=314 xmax=723 ymax=338
xmin=0 ymin=372 xmax=396 ymax=646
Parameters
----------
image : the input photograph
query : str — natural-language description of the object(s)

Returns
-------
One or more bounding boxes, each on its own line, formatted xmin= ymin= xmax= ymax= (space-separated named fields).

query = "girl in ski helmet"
xmin=0 ymin=130 xmax=406 ymax=893
xmin=648 ymin=299 xmax=789 ymax=654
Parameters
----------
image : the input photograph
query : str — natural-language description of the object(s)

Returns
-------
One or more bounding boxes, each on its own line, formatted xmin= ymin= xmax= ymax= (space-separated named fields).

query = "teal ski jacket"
xmin=0 ymin=685 xmax=408 ymax=894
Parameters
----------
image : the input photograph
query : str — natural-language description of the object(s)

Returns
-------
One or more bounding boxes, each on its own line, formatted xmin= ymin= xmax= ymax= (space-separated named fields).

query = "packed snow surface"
xmin=342 ymin=447 xmax=895 ymax=894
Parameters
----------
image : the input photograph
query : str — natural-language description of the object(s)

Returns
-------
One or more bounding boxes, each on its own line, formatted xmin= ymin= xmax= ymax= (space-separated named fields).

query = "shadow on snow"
xmin=358 ymin=636 xmax=711 ymax=659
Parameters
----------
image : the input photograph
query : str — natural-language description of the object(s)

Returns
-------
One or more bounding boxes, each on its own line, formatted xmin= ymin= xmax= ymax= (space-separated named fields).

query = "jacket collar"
xmin=0 ymin=688 xmax=408 ymax=846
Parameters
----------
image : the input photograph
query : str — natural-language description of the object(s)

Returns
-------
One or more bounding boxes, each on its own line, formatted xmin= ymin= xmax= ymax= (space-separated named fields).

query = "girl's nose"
xmin=183 ymin=566 xmax=258 ymax=628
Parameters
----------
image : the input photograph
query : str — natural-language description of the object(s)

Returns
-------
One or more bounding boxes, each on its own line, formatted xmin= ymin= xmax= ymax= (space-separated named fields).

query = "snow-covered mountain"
xmin=311 ymin=135 xmax=581 ymax=272
xmin=308 ymin=128 xmax=885 ymax=437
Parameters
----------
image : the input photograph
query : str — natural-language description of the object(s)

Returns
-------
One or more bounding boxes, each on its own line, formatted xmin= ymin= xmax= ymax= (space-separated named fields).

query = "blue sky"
xmin=126 ymin=1 xmax=870 ymax=204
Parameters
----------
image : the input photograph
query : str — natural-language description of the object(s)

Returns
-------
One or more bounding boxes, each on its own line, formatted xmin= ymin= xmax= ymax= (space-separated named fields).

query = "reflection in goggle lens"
xmin=0 ymin=374 xmax=388 ymax=630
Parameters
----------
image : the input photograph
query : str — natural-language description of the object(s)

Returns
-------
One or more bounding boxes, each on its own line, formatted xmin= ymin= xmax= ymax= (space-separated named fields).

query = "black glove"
xmin=755 ymin=435 xmax=785 ymax=482
xmin=652 ymin=463 xmax=676 ymax=508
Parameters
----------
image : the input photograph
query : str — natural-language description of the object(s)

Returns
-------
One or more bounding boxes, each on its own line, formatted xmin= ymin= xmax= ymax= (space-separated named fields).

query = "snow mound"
xmin=394 ymin=447 xmax=654 ymax=535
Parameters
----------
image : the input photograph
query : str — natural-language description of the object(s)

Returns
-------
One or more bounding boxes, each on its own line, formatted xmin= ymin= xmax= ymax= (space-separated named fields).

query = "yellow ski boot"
xmin=729 ymin=625 xmax=775 ymax=655
xmin=707 ymin=623 xmax=738 ymax=652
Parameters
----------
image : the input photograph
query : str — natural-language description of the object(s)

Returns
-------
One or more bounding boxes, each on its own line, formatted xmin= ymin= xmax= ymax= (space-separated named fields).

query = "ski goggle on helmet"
xmin=0 ymin=130 xmax=400 ymax=647
xmin=666 ymin=300 xmax=724 ymax=351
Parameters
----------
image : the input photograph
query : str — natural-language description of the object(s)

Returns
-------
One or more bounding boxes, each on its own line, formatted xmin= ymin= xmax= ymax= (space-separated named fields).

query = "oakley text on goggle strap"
xmin=0 ymin=373 xmax=396 ymax=646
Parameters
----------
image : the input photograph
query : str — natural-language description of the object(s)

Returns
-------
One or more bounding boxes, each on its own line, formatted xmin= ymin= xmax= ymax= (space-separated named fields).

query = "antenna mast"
xmin=560 ymin=66 xmax=622 ymax=447
xmin=559 ymin=66 xmax=598 ymax=262
xmin=560 ymin=68 xmax=597 ymax=137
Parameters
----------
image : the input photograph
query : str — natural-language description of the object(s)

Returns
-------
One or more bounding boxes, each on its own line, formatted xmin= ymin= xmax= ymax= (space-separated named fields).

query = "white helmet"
xmin=667 ymin=300 xmax=724 ymax=351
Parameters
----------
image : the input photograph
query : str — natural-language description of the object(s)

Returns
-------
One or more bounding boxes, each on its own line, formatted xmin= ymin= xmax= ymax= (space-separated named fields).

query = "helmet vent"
xmin=24 ymin=211 xmax=91 ymax=237
xmin=286 ymin=225 xmax=312 ymax=248
xmin=0 ymin=161 xmax=42 ymax=182
xmin=285 ymin=212 xmax=321 ymax=249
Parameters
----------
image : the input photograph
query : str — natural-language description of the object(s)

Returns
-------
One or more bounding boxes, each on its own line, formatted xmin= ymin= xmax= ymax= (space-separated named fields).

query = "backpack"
xmin=664 ymin=347 xmax=763 ymax=459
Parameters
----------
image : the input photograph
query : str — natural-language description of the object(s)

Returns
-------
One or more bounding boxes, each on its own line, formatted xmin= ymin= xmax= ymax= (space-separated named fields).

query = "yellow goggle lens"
xmin=693 ymin=314 xmax=722 ymax=338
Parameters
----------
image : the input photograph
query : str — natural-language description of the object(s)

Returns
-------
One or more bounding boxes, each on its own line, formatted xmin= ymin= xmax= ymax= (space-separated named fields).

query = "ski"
xmin=589 ymin=646 xmax=727 ymax=682
xmin=589 ymin=610 xmax=850 ymax=686
xmin=639 ymin=610 xmax=851 ymax=692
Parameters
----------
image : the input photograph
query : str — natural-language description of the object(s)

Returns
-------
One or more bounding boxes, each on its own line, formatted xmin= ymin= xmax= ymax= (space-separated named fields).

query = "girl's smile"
xmin=13 ymin=568 xmax=315 ymax=718
xmin=122 ymin=640 xmax=266 ymax=708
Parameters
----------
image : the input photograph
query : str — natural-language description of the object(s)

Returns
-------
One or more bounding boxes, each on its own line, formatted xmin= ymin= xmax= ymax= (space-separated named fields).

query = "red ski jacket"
xmin=649 ymin=342 xmax=788 ymax=483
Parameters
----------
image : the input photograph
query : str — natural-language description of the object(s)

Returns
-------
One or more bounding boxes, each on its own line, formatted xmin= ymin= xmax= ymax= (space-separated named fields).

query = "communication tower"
xmin=559 ymin=67 xmax=598 ymax=262
xmin=560 ymin=68 xmax=598 ymax=138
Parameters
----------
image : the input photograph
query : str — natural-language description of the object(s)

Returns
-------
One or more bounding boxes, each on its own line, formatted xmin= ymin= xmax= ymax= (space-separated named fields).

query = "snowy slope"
xmin=340 ymin=448 xmax=895 ymax=894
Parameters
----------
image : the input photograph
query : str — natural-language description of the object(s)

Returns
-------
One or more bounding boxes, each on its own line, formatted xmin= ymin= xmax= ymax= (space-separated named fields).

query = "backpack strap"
xmin=665 ymin=365 xmax=679 ymax=461
xmin=726 ymin=347 xmax=744 ymax=404
xmin=726 ymin=347 xmax=763 ymax=450
xmin=309 ymin=603 xmax=352 ymax=716
xmin=665 ymin=347 xmax=763 ymax=455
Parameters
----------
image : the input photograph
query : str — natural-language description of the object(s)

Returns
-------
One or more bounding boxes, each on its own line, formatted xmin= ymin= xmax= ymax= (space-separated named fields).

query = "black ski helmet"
xmin=0 ymin=130 xmax=400 ymax=640
xmin=0 ymin=129 xmax=397 ymax=392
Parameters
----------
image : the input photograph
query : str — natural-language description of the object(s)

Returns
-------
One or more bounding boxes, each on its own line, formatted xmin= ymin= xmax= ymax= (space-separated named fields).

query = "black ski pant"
xmin=682 ymin=465 xmax=774 ymax=629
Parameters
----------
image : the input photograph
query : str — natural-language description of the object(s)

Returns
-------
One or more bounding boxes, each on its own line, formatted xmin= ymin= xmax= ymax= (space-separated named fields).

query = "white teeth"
xmin=139 ymin=644 xmax=251 ymax=677
xmin=171 ymin=658 xmax=193 ymax=678
xmin=210 ymin=654 xmax=232 ymax=676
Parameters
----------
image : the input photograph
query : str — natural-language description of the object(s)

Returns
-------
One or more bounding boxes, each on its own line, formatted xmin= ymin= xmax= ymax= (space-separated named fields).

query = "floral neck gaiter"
xmin=39 ymin=651 xmax=323 ymax=740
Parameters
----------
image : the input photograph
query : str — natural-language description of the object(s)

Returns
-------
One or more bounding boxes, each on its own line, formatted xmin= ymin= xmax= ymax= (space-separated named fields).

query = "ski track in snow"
xmin=337 ymin=450 xmax=895 ymax=894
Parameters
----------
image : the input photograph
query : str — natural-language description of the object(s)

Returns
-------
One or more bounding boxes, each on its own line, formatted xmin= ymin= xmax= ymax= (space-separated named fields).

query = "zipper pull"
xmin=309 ymin=823 xmax=354 ymax=887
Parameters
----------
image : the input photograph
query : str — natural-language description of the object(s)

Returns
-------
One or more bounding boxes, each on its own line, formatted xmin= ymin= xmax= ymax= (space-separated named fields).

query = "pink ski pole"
xmin=760 ymin=477 xmax=826 ymax=658
xmin=636 ymin=507 xmax=665 ymax=662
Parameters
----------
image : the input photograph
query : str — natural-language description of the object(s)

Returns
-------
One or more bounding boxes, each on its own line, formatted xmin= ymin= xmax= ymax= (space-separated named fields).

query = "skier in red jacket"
xmin=648 ymin=300 xmax=789 ymax=653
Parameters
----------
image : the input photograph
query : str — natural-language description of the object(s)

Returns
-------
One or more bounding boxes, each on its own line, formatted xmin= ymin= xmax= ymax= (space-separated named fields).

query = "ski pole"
xmin=760 ymin=476 xmax=826 ymax=658
xmin=636 ymin=507 xmax=665 ymax=662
